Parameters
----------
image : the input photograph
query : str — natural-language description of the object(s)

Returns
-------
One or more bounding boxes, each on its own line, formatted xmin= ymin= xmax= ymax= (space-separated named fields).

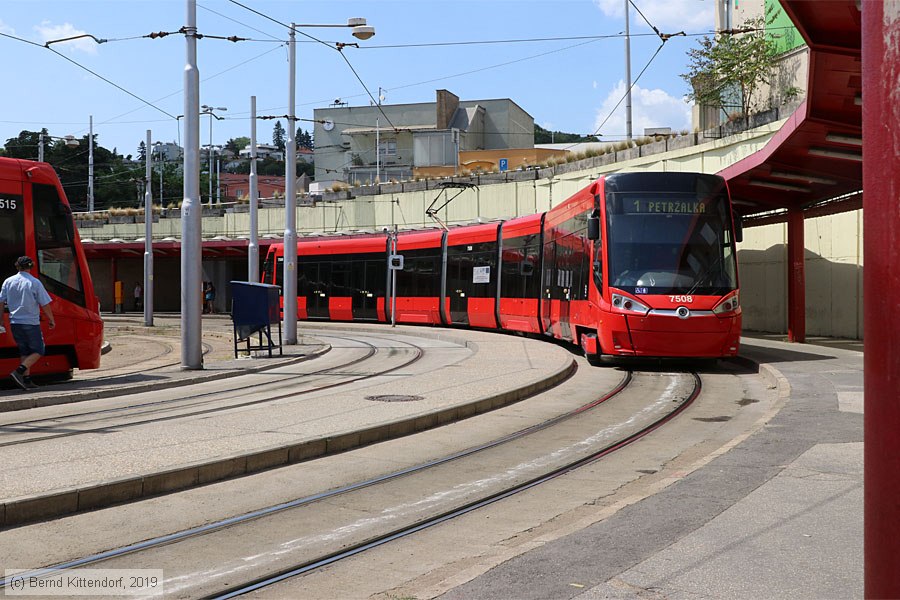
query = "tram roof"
xmin=719 ymin=0 xmax=861 ymax=217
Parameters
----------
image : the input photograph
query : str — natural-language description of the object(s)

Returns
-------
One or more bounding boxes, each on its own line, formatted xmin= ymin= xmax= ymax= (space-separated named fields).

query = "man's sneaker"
xmin=23 ymin=378 xmax=39 ymax=390
xmin=9 ymin=370 xmax=27 ymax=391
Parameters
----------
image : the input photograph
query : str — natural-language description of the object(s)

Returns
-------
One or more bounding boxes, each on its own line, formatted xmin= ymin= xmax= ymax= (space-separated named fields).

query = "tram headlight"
xmin=713 ymin=292 xmax=740 ymax=315
xmin=611 ymin=293 xmax=650 ymax=315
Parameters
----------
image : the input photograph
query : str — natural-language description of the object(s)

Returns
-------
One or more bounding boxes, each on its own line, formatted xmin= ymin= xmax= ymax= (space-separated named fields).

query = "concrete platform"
xmin=0 ymin=318 xmax=576 ymax=526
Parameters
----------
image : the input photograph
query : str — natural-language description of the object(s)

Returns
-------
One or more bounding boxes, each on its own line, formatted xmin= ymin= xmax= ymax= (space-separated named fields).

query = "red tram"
xmin=263 ymin=172 xmax=742 ymax=360
xmin=0 ymin=157 xmax=103 ymax=378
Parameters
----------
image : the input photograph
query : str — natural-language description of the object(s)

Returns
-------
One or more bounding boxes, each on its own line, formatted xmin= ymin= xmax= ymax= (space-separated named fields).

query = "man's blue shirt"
xmin=0 ymin=272 xmax=52 ymax=325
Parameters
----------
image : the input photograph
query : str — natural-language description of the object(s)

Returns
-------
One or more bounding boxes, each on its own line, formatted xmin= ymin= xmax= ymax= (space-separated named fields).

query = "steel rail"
xmin=0 ymin=370 xmax=631 ymax=588
xmin=211 ymin=372 xmax=700 ymax=599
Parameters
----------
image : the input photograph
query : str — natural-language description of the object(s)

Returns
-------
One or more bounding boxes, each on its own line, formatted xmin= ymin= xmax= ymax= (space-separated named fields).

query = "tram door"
xmin=447 ymin=248 xmax=470 ymax=325
xmin=301 ymin=260 xmax=330 ymax=319
xmin=353 ymin=259 xmax=383 ymax=321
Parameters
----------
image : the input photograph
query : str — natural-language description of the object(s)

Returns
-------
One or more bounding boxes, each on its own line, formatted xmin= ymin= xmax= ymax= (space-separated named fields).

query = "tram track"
xmin=0 ymin=333 xmax=426 ymax=448
xmin=0 ymin=369 xmax=701 ymax=599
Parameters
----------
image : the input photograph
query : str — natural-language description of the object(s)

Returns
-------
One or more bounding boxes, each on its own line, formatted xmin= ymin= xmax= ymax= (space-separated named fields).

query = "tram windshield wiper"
xmin=686 ymin=254 xmax=723 ymax=295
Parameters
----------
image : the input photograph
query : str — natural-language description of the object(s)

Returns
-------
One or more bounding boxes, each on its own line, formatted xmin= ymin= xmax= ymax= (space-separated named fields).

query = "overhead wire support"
xmin=334 ymin=43 xmax=397 ymax=132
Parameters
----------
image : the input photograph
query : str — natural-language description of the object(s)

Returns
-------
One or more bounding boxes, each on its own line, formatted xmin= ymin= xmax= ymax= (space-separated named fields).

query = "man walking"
xmin=0 ymin=256 xmax=55 ymax=390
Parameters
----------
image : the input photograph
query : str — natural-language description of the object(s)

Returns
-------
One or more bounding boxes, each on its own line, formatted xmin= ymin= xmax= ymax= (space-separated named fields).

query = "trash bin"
xmin=230 ymin=281 xmax=282 ymax=358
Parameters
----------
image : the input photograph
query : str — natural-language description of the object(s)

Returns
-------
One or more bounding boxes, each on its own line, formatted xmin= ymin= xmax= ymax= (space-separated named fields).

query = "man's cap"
xmin=15 ymin=256 xmax=34 ymax=269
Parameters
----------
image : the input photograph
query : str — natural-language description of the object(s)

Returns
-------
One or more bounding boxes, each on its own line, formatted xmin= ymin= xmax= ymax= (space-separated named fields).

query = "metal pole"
xmin=248 ymin=95 xmax=259 ymax=283
xmin=88 ymin=116 xmax=95 ymax=213
xmin=144 ymin=130 xmax=154 ymax=327
xmin=390 ymin=226 xmax=397 ymax=327
xmin=181 ymin=0 xmax=203 ymax=369
xmin=216 ymin=153 xmax=220 ymax=204
xmin=863 ymin=3 xmax=900 ymax=596
xmin=159 ymin=149 xmax=163 ymax=206
xmin=38 ymin=133 xmax=43 ymax=162
xmin=376 ymin=117 xmax=380 ymax=185
xmin=624 ymin=0 xmax=633 ymax=141
xmin=208 ymin=115 xmax=213 ymax=204
xmin=283 ymin=24 xmax=298 ymax=344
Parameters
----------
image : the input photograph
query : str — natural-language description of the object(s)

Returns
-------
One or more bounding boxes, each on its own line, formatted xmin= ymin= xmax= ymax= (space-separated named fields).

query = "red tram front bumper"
xmin=603 ymin=313 xmax=741 ymax=358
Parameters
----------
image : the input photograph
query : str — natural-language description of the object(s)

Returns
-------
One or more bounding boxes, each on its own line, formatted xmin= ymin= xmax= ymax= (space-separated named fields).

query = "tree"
xmin=681 ymin=15 xmax=781 ymax=121
xmin=225 ymin=136 xmax=250 ymax=155
xmin=533 ymin=124 xmax=598 ymax=144
xmin=137 ymin=141 xmax=146 ymax=162
xmin=296 ymin=127 xmax=313 ymax=149
xmin=272 ymin=121 xmax=286 ymax=153
xmin=4 ymin=129 xmax=46 ymax=160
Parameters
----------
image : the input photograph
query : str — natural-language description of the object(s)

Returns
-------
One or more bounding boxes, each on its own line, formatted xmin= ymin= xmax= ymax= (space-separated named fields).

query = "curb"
xmin=0 ymin=356 xmax=576 ymax=528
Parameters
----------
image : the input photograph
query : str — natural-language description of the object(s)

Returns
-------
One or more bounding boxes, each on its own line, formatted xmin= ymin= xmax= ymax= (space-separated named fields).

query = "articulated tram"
xmin=0 ymin=157 xmax=103 ymax=378
xmin=264 ymin=172 xmax=742 ymax=360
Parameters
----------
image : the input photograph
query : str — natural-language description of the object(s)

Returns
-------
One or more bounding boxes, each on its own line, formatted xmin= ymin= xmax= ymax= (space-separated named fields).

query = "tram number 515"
xmin=670 ymin=295 xmax=693 ymax=303
xmin=0 ymin=198 xmax=17 ymax=210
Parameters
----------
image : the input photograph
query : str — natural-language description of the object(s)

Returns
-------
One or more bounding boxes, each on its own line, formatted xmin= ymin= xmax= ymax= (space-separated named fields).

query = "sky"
xmin=0 ymin=0 xmax=716 ymax=158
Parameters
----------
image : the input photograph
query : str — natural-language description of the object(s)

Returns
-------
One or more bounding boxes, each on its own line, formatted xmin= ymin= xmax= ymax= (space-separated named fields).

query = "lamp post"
xmin=37 ymin=134 xmax=79 ymax=162
xmin=144 ymin=130 xmax=154 ymax=327
xmin=283 ymin=17 xmax=374 ymax=345
xmin=201 ymin=105 xmax=226 ymax=204
xmin=248 ymin=95 xmax=259 ymax=283
xmin=181 ymin=0 xmax=202 ymax=370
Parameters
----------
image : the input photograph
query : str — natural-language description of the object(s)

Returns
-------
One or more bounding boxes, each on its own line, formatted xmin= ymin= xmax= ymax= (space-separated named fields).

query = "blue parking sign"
xmin=499 ymin=158 xmax=508 ymax=172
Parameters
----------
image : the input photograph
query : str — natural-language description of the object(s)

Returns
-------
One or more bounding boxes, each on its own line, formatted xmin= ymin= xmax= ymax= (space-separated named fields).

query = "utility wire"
xmin=335 ymin=45 xmax=397 ymax=131
xmin=574 ymin=41 xmax=667 ymax=146
xmin=199 ymin=1 xmax=283 ymax=42
xmin=364 ymin=32 xmax=659 ymax=49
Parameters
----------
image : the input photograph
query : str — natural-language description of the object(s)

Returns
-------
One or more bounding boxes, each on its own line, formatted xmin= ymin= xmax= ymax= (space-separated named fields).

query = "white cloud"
xmin=34 ymin=21 xmax=98 ymax=54
xmin=593 ymin=80 xmax=692 ymax=138
xmin=0 ymin=20 xmax=15 ymax=36
xmin=594 ymin=0 xmax=714 ymax=34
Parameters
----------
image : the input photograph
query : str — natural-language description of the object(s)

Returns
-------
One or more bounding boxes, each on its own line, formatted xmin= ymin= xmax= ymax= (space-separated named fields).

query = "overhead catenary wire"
xmin=574 ymin=41 xmax=667 ymax=146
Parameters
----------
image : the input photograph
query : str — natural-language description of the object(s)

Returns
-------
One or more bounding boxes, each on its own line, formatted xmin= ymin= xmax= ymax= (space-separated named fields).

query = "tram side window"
xmin=0 ymin=193 xmax=25 ymax=280
xmin=396 ymin=248 xmax=441 ymax=297
xmin=331 ymin=259 xmax=351 ymax=296
xmin=447 ymin=241 xmax=497 ymax=300
xmin=275 ymin=257 xmax=284 ymax=287
xmin=31 ymin=183 xmax=85 ymax=306
xmin=500 ymin=234 xmax=540 ymax=299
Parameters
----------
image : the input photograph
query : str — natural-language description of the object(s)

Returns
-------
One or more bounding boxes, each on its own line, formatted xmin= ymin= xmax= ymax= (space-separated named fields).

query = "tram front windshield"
xmin=606 ymin=190 xmax=737 ymax=295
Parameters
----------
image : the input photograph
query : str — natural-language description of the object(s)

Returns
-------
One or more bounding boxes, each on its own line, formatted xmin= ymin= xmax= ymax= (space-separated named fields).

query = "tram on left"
xmin=0 ymin=157 xmax=103 ymax=379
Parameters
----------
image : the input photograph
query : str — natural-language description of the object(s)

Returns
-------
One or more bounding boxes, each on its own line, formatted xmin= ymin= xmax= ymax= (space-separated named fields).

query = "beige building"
xmin=312 ymin=90 xmax=534 ymax=189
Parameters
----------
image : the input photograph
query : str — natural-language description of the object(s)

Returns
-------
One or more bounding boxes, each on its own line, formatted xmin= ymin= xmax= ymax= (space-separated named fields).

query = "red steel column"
xmin=863 ymin=3 xmax=900 ymax=597
xmin=786 ymin=208 xmax=805 ymax=343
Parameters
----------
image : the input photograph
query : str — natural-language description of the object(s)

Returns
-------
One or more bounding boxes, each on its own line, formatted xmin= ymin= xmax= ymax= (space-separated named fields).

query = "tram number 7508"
xmin=670 ymin=295 xmax=693 ymax=303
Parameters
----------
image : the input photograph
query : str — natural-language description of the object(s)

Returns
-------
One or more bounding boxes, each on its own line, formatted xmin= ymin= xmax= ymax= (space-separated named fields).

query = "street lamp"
xmin=201 ymin=105 xmax=226 ymax=204
xmin=283 ymin=17 xmax=374 ymax=345
xmin=37 ymin=133 xmax=79 ymax=162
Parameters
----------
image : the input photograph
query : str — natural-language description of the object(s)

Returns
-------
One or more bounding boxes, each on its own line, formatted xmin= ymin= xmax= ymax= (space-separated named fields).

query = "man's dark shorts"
xmin=10 ymin=324 xmax=45 ymax=357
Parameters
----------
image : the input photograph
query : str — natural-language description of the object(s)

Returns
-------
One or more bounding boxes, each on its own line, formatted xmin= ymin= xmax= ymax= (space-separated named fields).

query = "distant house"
xmin=313 ymin=89 xmax=534 ymax=187
xmin=239 ymin=144 xmax=284 ymax=162
xmin=154 ymin=142 xmax=183 ymax=162
xmin=297 ymin=146 xmax=314 ymax=164
xmin=218 ymin=174 xmax=286 ymax=201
